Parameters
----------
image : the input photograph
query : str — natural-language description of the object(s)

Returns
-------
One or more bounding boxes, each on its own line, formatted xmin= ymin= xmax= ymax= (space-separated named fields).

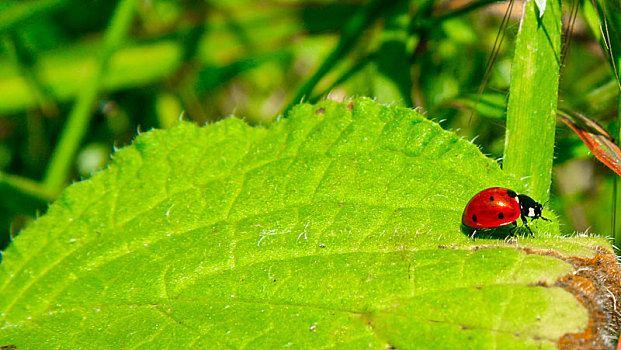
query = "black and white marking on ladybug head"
xmin=517 ymin=194 xmax=543 ymax=219
xmin=528 ymin=207 xmax=536 ymax=217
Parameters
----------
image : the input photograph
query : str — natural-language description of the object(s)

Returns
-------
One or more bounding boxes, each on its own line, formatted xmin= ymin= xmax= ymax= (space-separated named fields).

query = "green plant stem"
xmin=614 ymin=37 xmax=621 ymax=251
xmin=284 ymin=0 xmax=401 ymax=113
xmin=614 ymin=87 xmax=621 ymax=253
xmin=42 ymin=0 xmax=138 ymax=195
xmin=408 ymin=0 xmax=498 ymax=34
xmin=502 ymin=0 xmax=561 ymax=202
xmin=615 ymin=95 xmax=621 ymax=252
xmin=0 ymin=0 xmax=68 ymax=33
xmin=0 ymin=171 xmax=56 ymax=203
xmin=613 ymin=20 xmax=621 ymax=253
xmin=3 ymin=34 xmax=59 ymax=117
xmin=612 ymin=76 xmax=621 ymax=255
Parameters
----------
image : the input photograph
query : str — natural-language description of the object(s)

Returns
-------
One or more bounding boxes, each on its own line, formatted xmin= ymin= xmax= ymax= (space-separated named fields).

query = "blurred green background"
xmin=0 ymin=0 xmax=619 ymax=251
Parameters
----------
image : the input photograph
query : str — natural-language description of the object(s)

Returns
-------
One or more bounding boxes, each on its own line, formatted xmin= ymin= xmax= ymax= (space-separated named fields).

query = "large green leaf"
xmin=0 ymin=98 xmax=614 ymax=348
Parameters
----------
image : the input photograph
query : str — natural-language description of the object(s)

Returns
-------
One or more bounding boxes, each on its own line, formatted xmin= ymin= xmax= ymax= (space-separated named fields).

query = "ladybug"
xmin=461 ymin=187 xmax=549 ymax=238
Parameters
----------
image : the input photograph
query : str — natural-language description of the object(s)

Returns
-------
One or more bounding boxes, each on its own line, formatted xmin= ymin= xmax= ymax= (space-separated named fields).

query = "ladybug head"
xmin=517 ymin=194 xmax=547 ymax=220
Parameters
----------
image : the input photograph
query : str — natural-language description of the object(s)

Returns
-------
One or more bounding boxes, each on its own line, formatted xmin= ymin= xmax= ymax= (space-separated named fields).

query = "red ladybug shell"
xmin=462 ymin=187 xmax=521 ymax=229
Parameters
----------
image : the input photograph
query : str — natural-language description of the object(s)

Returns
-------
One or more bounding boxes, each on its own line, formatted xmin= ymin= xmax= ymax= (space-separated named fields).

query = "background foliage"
xmin=0 ymin=0 xmax=620 ymax=250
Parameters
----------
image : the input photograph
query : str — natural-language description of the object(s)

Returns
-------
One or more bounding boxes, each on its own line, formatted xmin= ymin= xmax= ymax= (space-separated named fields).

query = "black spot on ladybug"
xmin=472 ymin=214 xmax=477 ymax=222
xmin=498 ymin=212 xmax=504 ymax=220
xmin=315 ymin=108 xmax=325 ymax=114
xmin=489 ymin=196 xmax=494 ymax=201
xmin=506 ymin=189 xmax=517 ymax=198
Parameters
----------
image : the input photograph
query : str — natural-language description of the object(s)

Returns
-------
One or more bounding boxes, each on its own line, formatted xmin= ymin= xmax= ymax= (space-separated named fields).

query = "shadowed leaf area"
xmin=0 ymin=98 xmax=617 ymax=348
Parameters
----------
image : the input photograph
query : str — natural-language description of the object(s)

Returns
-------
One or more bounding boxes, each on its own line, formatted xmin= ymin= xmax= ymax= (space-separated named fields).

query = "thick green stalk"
xmin=42 ymin=0 xmax=138 ymax=194
xmin=503 ymin=0 xmax=561 ymax=202
xmin=611 ymin=95 xmax=621 ymax=249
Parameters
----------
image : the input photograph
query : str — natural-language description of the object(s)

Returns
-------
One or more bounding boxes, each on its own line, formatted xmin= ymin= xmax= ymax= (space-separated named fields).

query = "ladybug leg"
xmin=504 ymin=235 xmax=518 ymax=243
xmin=509 ymin=221 xmax=518 ymax=237
xmin=521 ymin=215 xmax=535 ymax=237
xmin=504 ymin=222 xmax=519 ymax=243
xmin=470 ymin=229 xmax=478 ymax=241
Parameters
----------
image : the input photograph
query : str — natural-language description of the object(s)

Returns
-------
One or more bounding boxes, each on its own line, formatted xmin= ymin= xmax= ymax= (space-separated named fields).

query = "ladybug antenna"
xmin=540 ymin=199 xmax=551 ymax=222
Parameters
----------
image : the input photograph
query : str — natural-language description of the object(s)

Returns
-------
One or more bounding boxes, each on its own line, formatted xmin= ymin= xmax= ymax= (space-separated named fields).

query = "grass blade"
xmin=502 ymin=0 xmax=561 ymax=202
xmin=42 ymin=0 xmax=138 ymax=194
